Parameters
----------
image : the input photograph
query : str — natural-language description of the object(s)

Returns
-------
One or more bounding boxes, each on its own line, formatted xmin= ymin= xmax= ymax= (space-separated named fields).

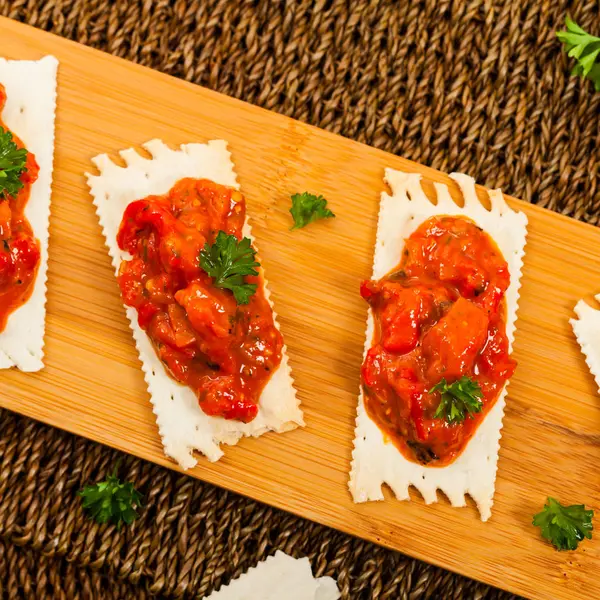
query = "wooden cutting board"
xmin=1 ymin=16 xmax=599 ymax=600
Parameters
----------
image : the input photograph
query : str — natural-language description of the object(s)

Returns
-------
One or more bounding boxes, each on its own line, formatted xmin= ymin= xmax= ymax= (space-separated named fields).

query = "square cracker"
xmin=571 ymin=295 xmax=600 ymax=394
xmin=205 ymin=550 xmax=340 ymax=600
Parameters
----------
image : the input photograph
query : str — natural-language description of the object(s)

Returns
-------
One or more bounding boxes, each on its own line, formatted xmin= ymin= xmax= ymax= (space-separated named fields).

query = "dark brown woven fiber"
xmin=0 ymin=540 xmax=156 ymax=600
xmin=0 ymin=0 xmax=599 ymax=598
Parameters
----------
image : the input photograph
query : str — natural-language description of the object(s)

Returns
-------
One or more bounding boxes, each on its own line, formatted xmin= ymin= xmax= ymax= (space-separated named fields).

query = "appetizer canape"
xmin=87 ymin=140 xmax=303 ymax=468
xmin=0 ymin=56 xmax=57 ymax=371
xmin=350 ymin=170 xmax=528 ymax=521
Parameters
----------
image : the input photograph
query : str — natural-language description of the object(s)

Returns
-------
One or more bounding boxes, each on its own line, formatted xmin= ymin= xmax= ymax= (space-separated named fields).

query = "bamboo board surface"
xmin=1 ymin=17 xmax=599 ymax=600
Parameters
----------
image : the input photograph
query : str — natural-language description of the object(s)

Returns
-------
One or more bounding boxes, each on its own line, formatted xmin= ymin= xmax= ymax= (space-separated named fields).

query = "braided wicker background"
xmin=1 ymin=0 xmax=599 ymax=598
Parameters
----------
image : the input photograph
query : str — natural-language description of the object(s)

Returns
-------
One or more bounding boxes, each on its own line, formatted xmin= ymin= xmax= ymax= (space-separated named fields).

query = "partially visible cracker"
xmin=571 ymin=294 xmax=600 ymax=393
xmin=205 ymin=550 xmax=340 ymax=600
xmin=87 ymin=140 xmax=303 ymax=468
xmin=349 ymin=170 xmax=528 ymax=521
xmin=0 ymin=56 xmax=58 ymax=371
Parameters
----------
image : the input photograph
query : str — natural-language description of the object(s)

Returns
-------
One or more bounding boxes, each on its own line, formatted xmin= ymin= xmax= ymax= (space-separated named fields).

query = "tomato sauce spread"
xmin=0 ymin=85 xmax=41 ymax=332
xmin=360 ymin=216 xmax=516 ymax=466
xmin=117 ymin=178 xmax=282 ymax=423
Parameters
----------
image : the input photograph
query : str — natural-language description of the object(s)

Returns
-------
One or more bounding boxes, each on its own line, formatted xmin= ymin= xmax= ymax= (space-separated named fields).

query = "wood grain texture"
xmin=1 ymin=17 xmax=599 ymax=600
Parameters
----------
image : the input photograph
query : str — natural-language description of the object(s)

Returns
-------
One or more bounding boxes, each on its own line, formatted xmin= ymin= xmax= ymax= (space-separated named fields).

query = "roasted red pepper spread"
xmin=0 ymin=85 xmax=41 ymax=332
xmin=361 ymin=216 xmax=516 ymax=466
xmin=117 ymin=178 xmax=282 ymax=423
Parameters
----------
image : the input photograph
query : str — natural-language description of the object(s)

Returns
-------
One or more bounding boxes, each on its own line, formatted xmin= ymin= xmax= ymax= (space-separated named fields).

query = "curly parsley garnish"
xmin=78 ymin=468 xmax=143 ymax=527
xmin=200 ymin=231 xmax=259 ymax=305
xmin=533 ymin=497 xmax=594 ymax=551
xmin=431 ymin=376 xmax=483 ymax=425
xmin=290 ymin=192 xmax=335 ymax=230
xmin=557 ymin=16 xmax=600 ymax=91
xmin=0 ymin=127 xmax=28 ymax=199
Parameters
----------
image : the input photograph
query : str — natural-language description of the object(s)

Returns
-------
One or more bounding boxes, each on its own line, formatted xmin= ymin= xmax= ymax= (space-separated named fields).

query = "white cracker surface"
xmin=0 ymin=56 xmax=57 ymax=371
xmin=87 ymin=140 xmax=303 ymax=468
xmin=571 ymin=295 xmax=600 ymax=394
xmin=349 ymin=170 xmax=528 ymax=521
xmin=204 ymin=551 xmax=340 ymax=600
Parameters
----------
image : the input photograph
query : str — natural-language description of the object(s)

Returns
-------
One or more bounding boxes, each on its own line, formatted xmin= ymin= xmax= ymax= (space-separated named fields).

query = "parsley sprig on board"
xmin=431 ymin=376 xmax=483 ymax=425
xmin=200 ymin=231 xmax=260 ymax=305
xmin=79 ymin=468 xmax=143 ymax=527
xmin=557 ymin=17 xmax=600 ymax=91
xmin=533 ymin=497 xmax=594 ymax=551
xmin=0 ymin=127 xmax=27 ymax=199
xmin=290 ymin=192 xmax=335 ymax=230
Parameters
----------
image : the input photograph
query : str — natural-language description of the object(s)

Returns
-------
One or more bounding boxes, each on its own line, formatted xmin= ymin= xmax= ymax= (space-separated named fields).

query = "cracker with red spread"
xmin=0 ymin=56 xmax=57 ymax=372
xmin=87 ymin=140 xmax=303 ymax=468
xmin=349 ymin=170 xmax=528 ymax=521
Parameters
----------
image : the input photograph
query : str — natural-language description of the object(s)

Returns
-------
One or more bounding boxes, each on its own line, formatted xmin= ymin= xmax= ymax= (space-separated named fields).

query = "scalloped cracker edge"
xmin=205 ymin=550 xmax=340 ymax=600
xmin=349 ymin=170 xmax=528 ymax=521
xmin=86 ymin=140 xmax=303 ymax=468
xmin=0 ymin=56 xmax=58 ymax=371
xmin=571 ymin=294 xmax=600 ymax=394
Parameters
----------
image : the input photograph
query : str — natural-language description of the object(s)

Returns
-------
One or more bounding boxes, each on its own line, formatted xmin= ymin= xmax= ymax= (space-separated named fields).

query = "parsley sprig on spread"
xmin=290 ymin=192 xmax=335 ymax=230
xmin=431 ymin=376 xmax=484 ymax=425
xmin=200 ymin=231 xmax=260 ymax=305
xmin=557 ymin=17 xmax=600 ymax=91
xmin=0 ymin=127 xmax=27 ymax=199
xmin=79 ymin=468 xmax=143 ymax=527
xmin=533 ymin=497 xmax=594 ymax=551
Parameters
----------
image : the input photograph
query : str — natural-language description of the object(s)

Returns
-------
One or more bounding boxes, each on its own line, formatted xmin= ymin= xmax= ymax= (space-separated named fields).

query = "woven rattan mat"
xmin=1 ymin=0 xmax=599 ymax=598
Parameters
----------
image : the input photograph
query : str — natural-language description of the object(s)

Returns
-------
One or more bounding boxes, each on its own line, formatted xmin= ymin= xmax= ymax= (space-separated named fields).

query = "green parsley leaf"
xmin=199 ymin=230 xmax=260 ymax=305
xmin=431 ymin=376 xmax=483 ymax=425
xmin=533 ymin=497 xmax=594 ymax=551
xmin=0 ymin=126 xmax=28 ymax=199
xmin=556 ymin=16 xmax=600 ymax=92
xmin=78 ymin=468 xmax=143 ymax=527
xmin=289 ymin=192 xmax=335 ymax=230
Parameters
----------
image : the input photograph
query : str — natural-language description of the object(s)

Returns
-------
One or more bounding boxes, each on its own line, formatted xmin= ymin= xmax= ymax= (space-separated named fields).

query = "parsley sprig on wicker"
xmin=290 ymin=192 xmax=335 ymax=230
xmin=200 ymin=231 xmax=260 ymax=305
xmin=557 ymin=16 xmax=600 ymax=91
xmin=431 ymin=376 xmax=484 ymax=425
xmin=0 ymin=127 xmax=28 ymax=199
xmin=533 ymin=497 xmax=594 ymax=551
xmin=79 ymin=467 xmax=143 ymax=527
